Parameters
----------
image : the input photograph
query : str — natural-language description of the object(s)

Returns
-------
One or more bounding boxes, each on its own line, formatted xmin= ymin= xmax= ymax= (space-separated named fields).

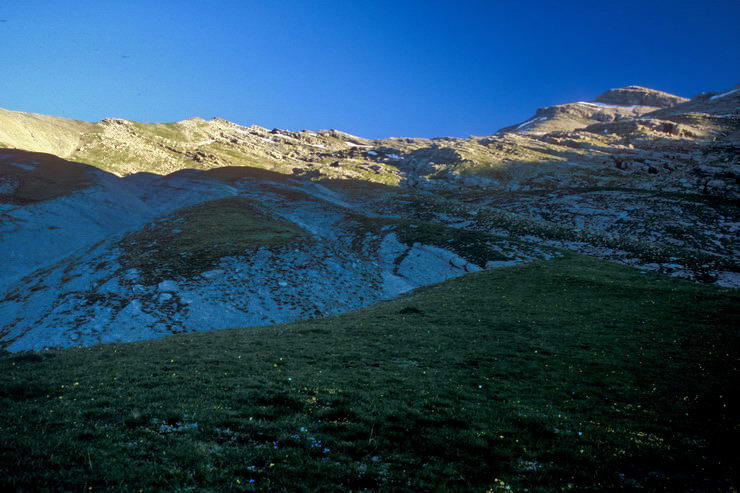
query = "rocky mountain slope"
xmin=497 ymin=86 xmax=685 ymax=135
xmin=0 ymin=152 xmax=555 ymax=351
xmin=1 ymin=84 xmax=737 ymax=351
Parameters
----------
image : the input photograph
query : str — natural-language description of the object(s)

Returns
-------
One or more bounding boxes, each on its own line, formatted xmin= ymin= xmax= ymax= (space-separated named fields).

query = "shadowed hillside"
xmin=1 ymin=255 xmax=737 ymax=491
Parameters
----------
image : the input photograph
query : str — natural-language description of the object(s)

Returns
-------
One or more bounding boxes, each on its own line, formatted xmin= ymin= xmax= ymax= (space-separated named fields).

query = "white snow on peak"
xmin=195 ymin=139 xmax=216 ymax=146
xmin=345 ymin=141 xmax=371 ymax=148
xmin=386 ymin=153 xmax=401 ymax=160
xmin=516 ymin=116 xmax=547 ymax=130
xmin=367 ymin=150 xmax=378 ymax=156
xmin=578 ymin=102 xmax=644 ymax=110
xmin=710 ymin=88 xmax=740 ymax=100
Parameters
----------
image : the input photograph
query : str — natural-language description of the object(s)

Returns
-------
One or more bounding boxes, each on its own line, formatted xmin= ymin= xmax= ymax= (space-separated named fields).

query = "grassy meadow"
xmin=0 ymin=255 xmax=737 ymax=491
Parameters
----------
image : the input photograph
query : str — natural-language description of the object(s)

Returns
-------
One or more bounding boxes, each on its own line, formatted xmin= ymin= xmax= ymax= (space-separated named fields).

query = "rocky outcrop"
xmin=497 ymin=86 xmax=688 ymax=136
xmin=594 ymin=86 xmax=688 ymax=108
xmin=646 ymin=84 xmax=740 ymax=119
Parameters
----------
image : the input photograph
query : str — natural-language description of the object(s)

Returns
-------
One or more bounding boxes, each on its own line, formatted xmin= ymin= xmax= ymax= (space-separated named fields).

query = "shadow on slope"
xmin=0 ymin=149 xmax=95 ymax=204
xmin=203 ymin=165 xmax=297 ymax=185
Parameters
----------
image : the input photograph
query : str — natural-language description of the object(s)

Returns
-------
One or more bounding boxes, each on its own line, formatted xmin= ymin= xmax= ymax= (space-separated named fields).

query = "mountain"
xmin=0 ymin=84 xmax=738 ymax=351
xmin=1 ymin=86 xmax=738 ymax=492
xmin=496 ymin=86 xmax=683 ymax=134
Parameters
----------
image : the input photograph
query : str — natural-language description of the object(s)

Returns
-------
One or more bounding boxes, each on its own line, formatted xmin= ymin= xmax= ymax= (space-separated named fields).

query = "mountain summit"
xmin=497 ymin=85 xmax=696 ymax=135
xmin=593 ymin=85 xmax=688 ymax=108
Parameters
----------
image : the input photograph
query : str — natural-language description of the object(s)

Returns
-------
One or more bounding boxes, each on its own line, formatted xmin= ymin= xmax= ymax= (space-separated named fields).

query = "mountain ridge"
xmin=594 ymin=85 xmax=688 ymax=107
xmin=2 ymin=84 xmax=738 ymax=200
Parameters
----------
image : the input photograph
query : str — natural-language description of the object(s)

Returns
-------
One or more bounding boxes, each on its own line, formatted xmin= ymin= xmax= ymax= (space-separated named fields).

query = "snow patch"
xmin=710 ymin=88 xmax=740 ymax=100
xmin=195 ymin=139 xmax=216 ymax=146
xmin=516 ymin=116 xmax=547 ymax=130
xmin=396 ymin=243 xmax=474 ymax=286
xmin=578 ymin=102 xmax=645 ymax=110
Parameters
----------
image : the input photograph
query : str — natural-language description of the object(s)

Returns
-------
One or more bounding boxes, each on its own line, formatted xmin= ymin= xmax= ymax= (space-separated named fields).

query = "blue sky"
xmin=1 ymin=0 xmax=738 ymax=138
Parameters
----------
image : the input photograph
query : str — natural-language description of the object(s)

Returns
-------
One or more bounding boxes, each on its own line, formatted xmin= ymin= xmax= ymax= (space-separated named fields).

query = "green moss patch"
xmin=119 ymin=196 xmax=306 ymax=282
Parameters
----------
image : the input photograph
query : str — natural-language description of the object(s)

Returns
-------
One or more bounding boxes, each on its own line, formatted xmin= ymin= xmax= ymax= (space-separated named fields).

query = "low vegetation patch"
xmin=119 ymin=196 xmax=306 ymax=282
xmin=347 ymin=215 xmax=536 ymax=266
xmin=130 ymin=121 xmax=203 ymax=142
xmin=1 ymin=255 xmax=736 ymax=491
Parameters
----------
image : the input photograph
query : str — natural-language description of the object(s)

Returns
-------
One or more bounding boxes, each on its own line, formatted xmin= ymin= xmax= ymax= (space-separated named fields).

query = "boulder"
xmin=157 ymin=280 xmax=179 ymax=292
xmin=201 ymin=269 xmax=225 ymax=279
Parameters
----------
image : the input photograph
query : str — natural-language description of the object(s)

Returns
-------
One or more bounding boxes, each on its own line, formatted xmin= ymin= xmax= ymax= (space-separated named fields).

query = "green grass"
xmin=206 ymin=144 xmax=286 ymax=170
xmin=0 ymin=108 xmax=94 ymax=158
xmin=72 ymin=128 xmax=193 ymax=176
xmin=0 ymin=255 xmax=737 ymax=491
xmin=119 ymin=196 xmax=306 ymax=282
xmin=130 ymin=121 xmax=207 ymax=142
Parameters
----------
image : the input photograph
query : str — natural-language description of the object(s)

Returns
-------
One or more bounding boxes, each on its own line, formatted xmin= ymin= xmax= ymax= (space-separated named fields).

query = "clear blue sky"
xmin=1 ymin=0 xmax=738 ymax=139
